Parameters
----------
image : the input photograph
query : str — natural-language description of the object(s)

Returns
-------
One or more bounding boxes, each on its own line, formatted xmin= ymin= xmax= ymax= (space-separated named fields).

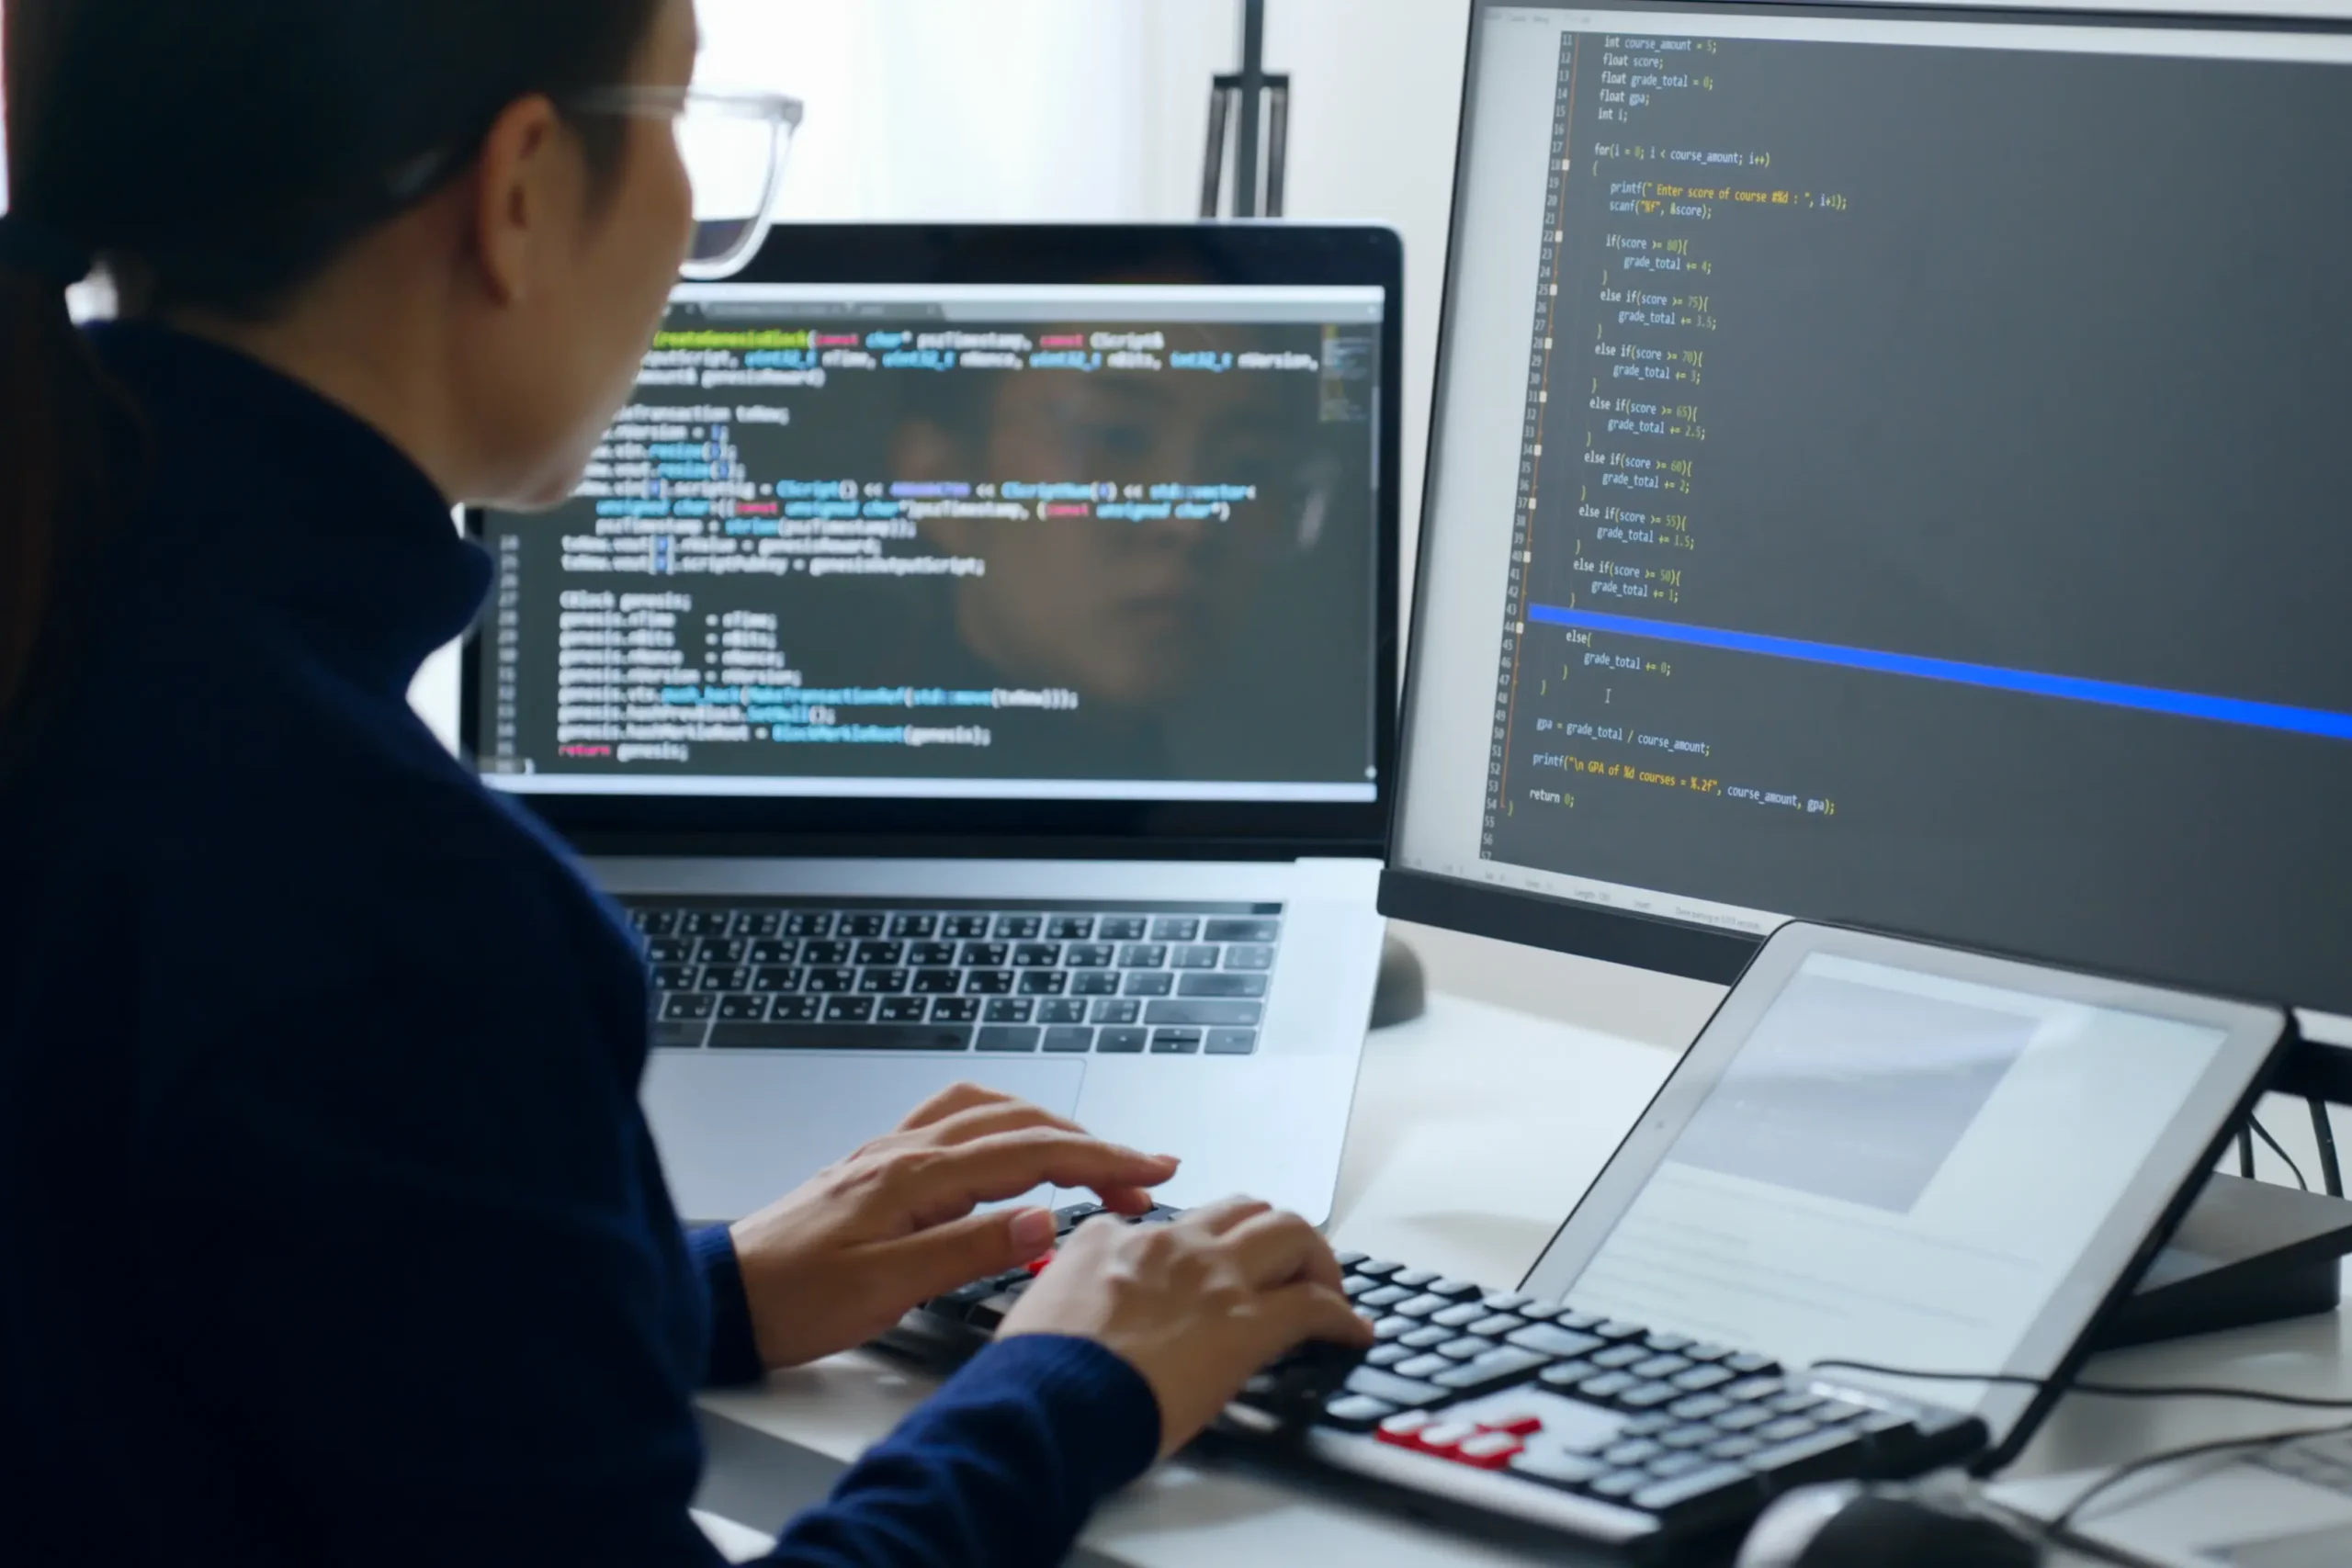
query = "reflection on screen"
xmin=1566 ymin=954 xmax=2226 ymax=1420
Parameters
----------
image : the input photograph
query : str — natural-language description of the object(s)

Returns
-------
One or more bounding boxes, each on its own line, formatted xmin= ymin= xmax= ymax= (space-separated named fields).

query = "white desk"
xmin=692 ymin=989 xmax=2352 ymax=1565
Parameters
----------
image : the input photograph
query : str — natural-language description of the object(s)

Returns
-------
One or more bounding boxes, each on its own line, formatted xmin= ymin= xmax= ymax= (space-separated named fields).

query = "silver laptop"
xmin=463 ymin=224 xmax=1402 ymax=1224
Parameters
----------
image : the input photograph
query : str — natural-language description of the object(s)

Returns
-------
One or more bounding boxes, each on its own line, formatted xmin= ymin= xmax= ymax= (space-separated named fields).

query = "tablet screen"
xmin=1537 ymin=947 xmax=2242 ymax=1429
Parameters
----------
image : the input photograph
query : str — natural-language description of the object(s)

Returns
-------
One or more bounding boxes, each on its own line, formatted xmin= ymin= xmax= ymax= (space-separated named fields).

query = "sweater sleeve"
xmin=762 ymin=1335 xmax=1162 ymax=1568
xmin=690 ymin=1224 xmax=769 ymax=1389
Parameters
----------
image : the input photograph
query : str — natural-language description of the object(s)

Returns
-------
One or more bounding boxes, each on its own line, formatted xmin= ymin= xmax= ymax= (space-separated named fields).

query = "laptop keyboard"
xmin=900 ymin=1206 xmax=1984 ymax=1546
xmin=627 ymin=898 xmax=1283 ymax=1056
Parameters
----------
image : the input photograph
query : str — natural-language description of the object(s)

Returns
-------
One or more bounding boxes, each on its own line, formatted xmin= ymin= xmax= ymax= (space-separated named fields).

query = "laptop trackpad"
xmin=644 ymin=1053 xmax=1087 ymax=1224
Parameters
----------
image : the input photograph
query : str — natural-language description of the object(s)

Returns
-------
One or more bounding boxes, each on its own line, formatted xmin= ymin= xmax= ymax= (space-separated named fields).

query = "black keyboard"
xmin=627 ymin=897 xmax=1283 ymax=1056
xmin=890 ymin=1206 xmax=1988 ymax=1555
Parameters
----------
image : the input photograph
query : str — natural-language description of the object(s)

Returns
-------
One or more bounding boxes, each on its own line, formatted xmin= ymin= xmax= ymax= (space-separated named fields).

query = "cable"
xmin=2312 ymin=1097 xmax=2345 ymax=1199
xmin=2238 ymin=1125 xmax=2256 ymax=1179
xmin=2048 ymin=1424 xmax=2339 ymax=1538
xmin=1809 ymin=1359 xmax=2352 ymax=1412
xmin=2251 ymin=1113 xmax=2310 ymax=1191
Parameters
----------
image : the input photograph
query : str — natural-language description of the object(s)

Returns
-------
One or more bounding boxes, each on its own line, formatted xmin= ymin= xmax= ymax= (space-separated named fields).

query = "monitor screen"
xmin=473 ymin=280 xmax=1385 ymax=805
xmin=1394 ymin=2 xmax=2352 ymax=1014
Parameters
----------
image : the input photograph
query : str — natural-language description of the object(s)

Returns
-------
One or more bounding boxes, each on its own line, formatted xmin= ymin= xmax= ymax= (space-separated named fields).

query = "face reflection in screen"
xmin=895 ymin=367 xmax=1305 ymax=711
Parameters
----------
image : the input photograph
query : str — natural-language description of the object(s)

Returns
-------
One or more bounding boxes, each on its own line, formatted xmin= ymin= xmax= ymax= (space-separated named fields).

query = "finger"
xmin=1094 ymin=1186 xmax=1159 ymax=1216
xmin=916 ymin=1097 xmax=1091 ymax=1149
xmin=1220 ymin=1208 xmax=1345 ymax=1293
xmin=896 ymin=1129 xmax=1179 ymax=1213
xmin=862 ymin=1204 xmax=1060 ymax=1307
xmin=1266 ymin=1280 xmax=1377 ymax=1351
xmin=1172 ymin=1195 xmax=1272 ymax=1236
xmin=896 ymin=1080 xmax=1023 ymax=1133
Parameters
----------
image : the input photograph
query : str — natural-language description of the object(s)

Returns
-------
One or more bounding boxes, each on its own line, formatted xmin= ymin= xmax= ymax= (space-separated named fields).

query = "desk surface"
xmin=693 ymin=986 xmax=2352 ymax=1566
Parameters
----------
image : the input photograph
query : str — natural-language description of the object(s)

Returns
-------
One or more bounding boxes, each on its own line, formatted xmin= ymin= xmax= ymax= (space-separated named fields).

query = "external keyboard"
xmin=889 ymin=1205 xmax=1988 ymax=1556
xmin=627 ymin=897 xmax=1282 ymax=1056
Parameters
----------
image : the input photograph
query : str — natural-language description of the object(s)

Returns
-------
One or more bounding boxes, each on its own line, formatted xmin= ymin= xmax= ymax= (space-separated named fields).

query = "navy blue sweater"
xmin=0 ymin=324 xmax=1159 ymax=1565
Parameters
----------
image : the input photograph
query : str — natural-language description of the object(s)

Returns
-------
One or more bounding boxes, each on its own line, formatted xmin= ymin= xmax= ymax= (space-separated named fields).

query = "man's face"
xmin=907 ymin=369 xmax=1298 ymax=708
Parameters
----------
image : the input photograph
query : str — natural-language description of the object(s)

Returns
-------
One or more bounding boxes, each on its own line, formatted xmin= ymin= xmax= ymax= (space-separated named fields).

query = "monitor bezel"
xmin=460 ymin=221 xmax=1403 ymax=862
xmin=1382 ymin=0 xmax=2352 ymax=1087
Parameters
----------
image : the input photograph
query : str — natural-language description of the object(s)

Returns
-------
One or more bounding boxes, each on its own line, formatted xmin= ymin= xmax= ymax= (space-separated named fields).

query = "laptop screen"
xmin=472 ymin=280 xmax=1385 ymax=807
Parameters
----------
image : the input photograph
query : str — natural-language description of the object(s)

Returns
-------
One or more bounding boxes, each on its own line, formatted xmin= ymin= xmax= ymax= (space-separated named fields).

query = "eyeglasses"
xmin=567 ymin=85 xmax=804 ymax=279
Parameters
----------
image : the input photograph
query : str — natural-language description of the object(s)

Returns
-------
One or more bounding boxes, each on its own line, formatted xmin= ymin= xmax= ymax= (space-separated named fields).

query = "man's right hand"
xmin=997 ymin=1197 xmax=1374 ymax=1457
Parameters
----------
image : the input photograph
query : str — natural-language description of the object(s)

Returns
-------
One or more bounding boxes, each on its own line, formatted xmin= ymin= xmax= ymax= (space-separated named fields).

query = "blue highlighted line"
xmin=1526 ymin=604 xmax=2352 ymax=743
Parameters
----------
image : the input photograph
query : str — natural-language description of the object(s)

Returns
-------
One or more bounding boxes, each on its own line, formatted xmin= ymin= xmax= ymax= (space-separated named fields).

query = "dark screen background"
xmin=1480 ymin=11 xmax=2352 ymax=1010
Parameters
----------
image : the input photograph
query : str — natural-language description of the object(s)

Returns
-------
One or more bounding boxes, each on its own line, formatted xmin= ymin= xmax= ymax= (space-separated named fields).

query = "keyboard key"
xmin=1017 ymin=970 xmax=1070 ymax=996
xmin=1144 ymin=999 xmax=1263 ymax=1027
xmin=906 ymin=942 xmax=956 ymax=967
xmin=646 ymin=937 xmax=694 ymax=964
xmin=1601 ymin=1439 xmax=1662 ymax=1469
xmin=994 ymin=915 xmax=1042 ymax=939
xmin=1393 ymin=1293 xmax=1450 ymax=1319
xmin=1577 ymin=1371 xmax=1637 ymax=1401
xmin=1205 ymin=1028 xmax=1258 ymax=1055
xmin=802 ymin=940 xmax=851 ymax=966
xmin=1767 ymin=1391 xmax=1825 ymax=1416
xmin=1672 ymin=1365 xmax=1735 ymax=1393
xmin=1122 ymin=971 xmax=1175 ymax=997
xmin=1043 ymin=915 xmax=1093 ymax=940
xmin=1357 ymin=1285 xmax=1413 ymax=1311
xmin=1390 ymin=1268 xmax=1440 ymax=1289
xmin=1756 ymin=1417 xmax=1818 ymax=1444
xmin=1321 ymin=1394 xmax=1396 ymax=1431
xmin=1038 ymin=998 xmax=1087 ymax=1025
xmin=1089 ymin=998 xmax=1141 ymax=1025
xmin=1432 ymin=1348 xmax=1548 ymax=1395
xmin=1631 ymin=1354 xmax=1692 ymax=1381
xmin=1555 ymin=1310 xmax=1606 ymax=1331
xmin=958 ymin=942 xmax=1008 ymax=966
xmin=1538 ymin=1361 xmax=1598 ymax=1390
xmin=699 ymin=966 xmax=749 ymax=992
xmin=1070 ymin=971 xmax=1121 ymax=997
xmin=1150 ymin=1028 xmax=1202 ymax=1055
xmin=1510 ymin=1448 xmax=1606 ymax=1489
xmin=984 ymin=998 xmax=1035 ymax=1023
xmin=1430 ymin=1302 xmax=1488 ymax=1329
xmin=711 ymin=1019 xmax=975 ymax=1050
xmin=1096 ymin=917 xmax=1147 ymax=942
xmin=911 ymin=969 xmax=959 ymax=994
xmin=858 ymin=969 xmax=910 ymax=995
xmin=1706 ymin=1435 xmax=1765 ymax=1461
xmin=718 ymin=995 xmax=765 ymax=1021
xmin=929 ymin=997 xmax=979 ymax=1022
xmin=1668 ymin=1394 xmax=1733 ymax=1422
xmin=978 ymin=1026 xmax=1041 ymax=1053
xmin=1436 ymin=1336 xmax=1496 ymax=1360
xmin=1744 ymin=1426 xmax=1870 ymax=1485
xmin=1724 ymin=1377 xmax=1786 ymax=1404
xmin=1644 ymin=1332 xmax=1693 ymax=1353
xmin=651 ymin=964 xmax=695 ymax=991
xmin=1620 ymin=1382 xmax=1683 ymax=1410
xmin=1645 ymin=1451 xmax=1710 ymax=1479
xmin=1427 ymin=1278 xmax=1485 ymax=1301
xmin=1353 ymin=1260 xmax=1406 ymax=1279
xmin=1453 ymin=1431 xmax=1525 ymax=1471
xmin=1657 ymin=1423 xmax=1718 ymax=1450
xmin=632 ymin=908 xmax=679 ymax=935
xmin=851 ymin=941 xmax=902 ymax=967
xmin=768 ymin=996 xmax=821 ymax=1021
xmin=888 ymin=913 xmax=937 ymax=938
xmin=1724 ymin=1352 xmax=1779 ymax=1375
xmin=1620 ymin=1415 xmax=1678 ymax=1438
xmin=1117 ymin=943 xmax=1169 ymax=968
xmin=874 ymin=997 xmax=924 ymax=1022
xmin=1394 ymin=1354 xmax=1453 ymax=1382
xmin=784 ymin=911 xmax=833 ymax=937
xmin=1013 ymin=943 xmax=1062 ymax=967
xmin=838 ymin=914 xmax=887 ymax=938
xmin=1096 ymin=1027 xmax=1148 ymax=1053
xmin=1592 ymin=1320 xmax=1649 ymax=1342
xmin=1342 ymin=1368 xmax=1448 ymax=1408
xmin=661 ymin=994 xmax=716 ymax=1021
xmin=1225 ymin=944 xmax=1275 ymax=971
xmin=805 ymin=967 xmax=854 ymax=994
xmin=1370 ymin=1315 xmax=1417 ymax=1342
xmin=1042 ymin=1026 xmax=1094 ymax=1054
xmin=682 ymin=910 xmax=731 ymax=936
xmin=751 ymin=965 xmax=804 ymax=993
xmin=1179 ymin=973 xmax=1270 ymax=998
xmin=1149 ymin=917 xmax=1200 ymax=942
xmin=1171 ymin=945 xmax=1221 ymax=970
xmin=1468 ymin=1314 xmax=1525 ymax=1337
xmin=1065 ymin=943 xmax=1114 ymax=968
xmin=1204 ymin=918 xmax=1280 ymax=943
xmin=941 ymin=914 xmax=990 ymax=939
xmin=965 ymin=970 xmax=1014 ymax=995
xmin=1364 ymin=1344 xmax=1413 ymax=1369
xmin=821 ymin=997 xmax=876 ymax=1022
xmin=1632 ymin=1463 xmax=1756 ymax=1517
xmin=1712 ymin=1406 xmax=1773 ymax=1433
xmin=1507 ymin=1324 xmax=1604 ymax=1359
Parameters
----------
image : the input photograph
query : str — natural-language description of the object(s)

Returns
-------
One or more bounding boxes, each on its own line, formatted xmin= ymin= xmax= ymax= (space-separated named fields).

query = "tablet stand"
xmin=2096 ymin=1169 xmax=2352 ymax=1349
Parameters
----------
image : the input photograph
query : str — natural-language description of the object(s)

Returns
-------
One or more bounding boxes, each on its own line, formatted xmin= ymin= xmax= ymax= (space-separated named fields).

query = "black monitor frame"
xmin=461 ymin=221 xmax=1404 ymax=864
xmin=1380 ymin=0 xmax=2352 ymax=1104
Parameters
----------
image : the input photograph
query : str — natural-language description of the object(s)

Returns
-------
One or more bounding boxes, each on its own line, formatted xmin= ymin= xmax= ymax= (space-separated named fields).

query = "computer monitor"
xmin=464 ymin=225 xmax=1400 ymax=853
xmin=1389 ymin=3 xmax=2352 ymax=1055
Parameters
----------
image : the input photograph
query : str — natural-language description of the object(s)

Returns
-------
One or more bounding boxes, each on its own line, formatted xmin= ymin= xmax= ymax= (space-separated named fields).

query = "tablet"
xmin=1519 ymin=922 xmax=2291 ymax=1467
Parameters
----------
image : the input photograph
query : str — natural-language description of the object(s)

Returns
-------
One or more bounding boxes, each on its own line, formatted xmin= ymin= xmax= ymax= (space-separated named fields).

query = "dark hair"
xmin=0 ymin=0 xmax=665 ymax=761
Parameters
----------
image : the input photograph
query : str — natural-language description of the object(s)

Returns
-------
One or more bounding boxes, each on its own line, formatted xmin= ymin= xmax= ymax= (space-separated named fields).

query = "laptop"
xmin=461 ymin=224 xmax=1402 ymax=1224
xmin=888 ymin=923 xmax=2293 ymax=1558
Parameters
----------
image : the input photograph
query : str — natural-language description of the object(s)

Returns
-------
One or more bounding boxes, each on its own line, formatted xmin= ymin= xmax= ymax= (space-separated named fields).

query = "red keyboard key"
xmin=1453 ymin=1431 xmax=1524 ymax=1471
xmin=1479 ymin=1411 xmax=1544 ymax=1437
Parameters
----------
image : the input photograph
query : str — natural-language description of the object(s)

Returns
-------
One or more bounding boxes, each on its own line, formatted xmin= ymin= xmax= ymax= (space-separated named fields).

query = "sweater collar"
xmin=89 ymin=321 xmax=491 ymax=699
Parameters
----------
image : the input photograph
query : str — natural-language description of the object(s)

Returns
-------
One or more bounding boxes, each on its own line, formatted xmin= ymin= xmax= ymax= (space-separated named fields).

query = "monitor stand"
xmin=2094 ymin=1171 xmax=2352 ymax=1350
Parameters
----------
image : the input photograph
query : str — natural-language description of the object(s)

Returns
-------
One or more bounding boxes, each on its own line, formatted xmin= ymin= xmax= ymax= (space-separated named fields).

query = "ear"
xmin=467 ymin=95 xmax=571 ymax=309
